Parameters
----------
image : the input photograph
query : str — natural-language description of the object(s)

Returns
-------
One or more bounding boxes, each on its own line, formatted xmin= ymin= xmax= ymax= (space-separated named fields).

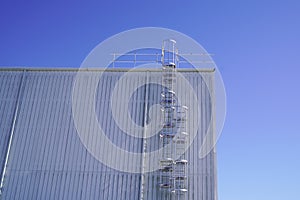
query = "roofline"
xmin=0 ymin=67 xmax=215 ymax=73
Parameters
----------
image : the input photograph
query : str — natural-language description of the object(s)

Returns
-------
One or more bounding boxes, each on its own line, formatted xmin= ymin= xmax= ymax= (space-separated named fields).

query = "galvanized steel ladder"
xmin=159 ymin=39 xmax=188 ymax=200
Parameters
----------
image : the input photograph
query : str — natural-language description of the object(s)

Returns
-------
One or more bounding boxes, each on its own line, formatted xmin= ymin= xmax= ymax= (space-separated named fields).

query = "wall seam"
xmin=0 ymin=69 xmax=26 ymax=198
xmin=140 ymin=71 xmax=149 ymax=200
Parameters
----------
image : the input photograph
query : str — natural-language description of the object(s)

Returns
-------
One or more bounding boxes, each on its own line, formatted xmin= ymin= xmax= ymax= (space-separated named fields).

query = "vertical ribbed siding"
xmin=141 ymin=72 xmax=216 ymax=200
xmin=0 ymin=69 xmax=217 ymax=200
xmin=0 ymin=72 xmax=23 ymax=182
xmin=0 ymin=71 xmax=145 ymax=200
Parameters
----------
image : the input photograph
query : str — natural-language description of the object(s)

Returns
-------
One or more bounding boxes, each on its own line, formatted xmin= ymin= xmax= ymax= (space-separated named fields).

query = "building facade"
xmin=0 ymin=68 xmax=217 ymax=200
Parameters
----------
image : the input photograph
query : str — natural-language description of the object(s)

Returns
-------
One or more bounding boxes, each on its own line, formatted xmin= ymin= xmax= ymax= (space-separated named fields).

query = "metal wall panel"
xmin=141 ymin=71 xmax=217 ymax=200
xmin=0 ymin=71 xmax=23 ymax=181
xmin=0 ymin=69 xmax=217 ymax=200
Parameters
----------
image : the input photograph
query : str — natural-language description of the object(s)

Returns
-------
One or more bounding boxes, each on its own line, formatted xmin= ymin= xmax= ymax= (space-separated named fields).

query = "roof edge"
xmin=0 ymin=67 xmax=215 ymax=73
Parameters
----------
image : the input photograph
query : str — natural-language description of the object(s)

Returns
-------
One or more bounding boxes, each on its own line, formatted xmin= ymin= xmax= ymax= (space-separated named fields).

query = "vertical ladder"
xmin=159 ymin=39 xmax=188 ymax=200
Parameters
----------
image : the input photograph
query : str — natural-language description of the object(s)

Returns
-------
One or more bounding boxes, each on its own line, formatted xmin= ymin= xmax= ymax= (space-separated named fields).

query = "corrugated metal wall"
xmin=0 ymin=69 xmax=217 ymax=200
xmin=0 ymin=71 xmax=23 ymax=180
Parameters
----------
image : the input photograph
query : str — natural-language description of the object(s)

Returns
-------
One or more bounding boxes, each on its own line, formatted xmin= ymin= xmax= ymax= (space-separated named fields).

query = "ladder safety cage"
xmin=159 ymin=39 xmax=189 ymax=200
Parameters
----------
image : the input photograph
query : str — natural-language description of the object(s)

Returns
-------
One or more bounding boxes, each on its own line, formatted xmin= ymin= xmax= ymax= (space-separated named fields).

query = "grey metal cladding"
xmin=142 ymin=72 xmax=217 ymax=200
xmin=0 ymin=72 xmax=23 ymax=179
xmin=0 ymin=69 xmax=217 ymax=200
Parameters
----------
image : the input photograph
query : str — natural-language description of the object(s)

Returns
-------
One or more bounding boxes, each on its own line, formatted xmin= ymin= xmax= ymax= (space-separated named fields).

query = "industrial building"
xmin=0 ymin=40 xmax=218 ymax=199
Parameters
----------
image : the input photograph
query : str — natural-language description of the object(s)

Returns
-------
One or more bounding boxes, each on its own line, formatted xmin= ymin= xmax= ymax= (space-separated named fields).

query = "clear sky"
xmin=1 ymin=0 xmax=300 ymax=199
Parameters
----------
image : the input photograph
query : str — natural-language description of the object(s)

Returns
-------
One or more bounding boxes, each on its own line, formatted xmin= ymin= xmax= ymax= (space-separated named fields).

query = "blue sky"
xmin=1 ymin=0 xmax=300 ymax=199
